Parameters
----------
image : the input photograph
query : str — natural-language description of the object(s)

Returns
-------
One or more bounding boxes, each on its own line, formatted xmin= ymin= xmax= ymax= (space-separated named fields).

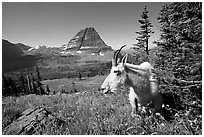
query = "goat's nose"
xmin=99 ymin=87 xmax=105 ymax=91
xmin=99 ymin=87 xmax=109 ymax=94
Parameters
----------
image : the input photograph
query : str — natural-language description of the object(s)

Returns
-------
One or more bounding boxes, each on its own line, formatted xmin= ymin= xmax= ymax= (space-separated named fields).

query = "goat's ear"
xmin=112 ymin=59 xmax=116 ymax=66
xmin=117 ymin=58 xmax=121 ymax=65
xmin=122 ymin=54 xmax=128 ymax=65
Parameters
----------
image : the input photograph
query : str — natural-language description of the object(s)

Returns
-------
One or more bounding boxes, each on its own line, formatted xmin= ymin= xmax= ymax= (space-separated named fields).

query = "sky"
xmin=2 ymin=2 xmax=168 ymax=50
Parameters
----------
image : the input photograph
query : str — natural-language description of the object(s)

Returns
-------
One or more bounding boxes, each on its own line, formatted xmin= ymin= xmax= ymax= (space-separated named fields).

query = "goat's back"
xmin=126 ymin=72 xmax=152 ymax=105
xmin=139 ymin=62 xmax=153 ymax=70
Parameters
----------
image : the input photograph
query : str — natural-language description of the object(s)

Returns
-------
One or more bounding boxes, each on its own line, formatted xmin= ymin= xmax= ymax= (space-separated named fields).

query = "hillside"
xmin=2 ymin=39 xmax=23 ymax=57
xmin=16 ymin=43 xmax=31 ymax=51
xmin=2 ymin=39 xmax=38 ymax=73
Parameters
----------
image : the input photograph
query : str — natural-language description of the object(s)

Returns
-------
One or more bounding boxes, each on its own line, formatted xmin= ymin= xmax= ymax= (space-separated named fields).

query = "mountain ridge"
xmin=2 ymin=39 xmax=38 ymax=72
xmin=63 ymin=27 xmax=112 ymax=52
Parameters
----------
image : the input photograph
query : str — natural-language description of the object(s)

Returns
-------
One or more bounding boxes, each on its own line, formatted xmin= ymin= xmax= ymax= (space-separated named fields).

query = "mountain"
xmin=16 ymin=43 xmax=32 ymax=52
xmin=2 ymin=39 xmax=23 ymax=58
xmin=2 ymin=39 xmax=38 ymax=73
xmin=62 ymin=27 xmax=112 ymax=52
xmin=2 ymin=27 xmax=113 ymax=73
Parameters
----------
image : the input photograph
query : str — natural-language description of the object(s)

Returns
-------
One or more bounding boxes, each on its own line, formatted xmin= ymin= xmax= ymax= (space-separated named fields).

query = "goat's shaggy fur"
xmin=100 ymin=46 xmax=163 ymax=116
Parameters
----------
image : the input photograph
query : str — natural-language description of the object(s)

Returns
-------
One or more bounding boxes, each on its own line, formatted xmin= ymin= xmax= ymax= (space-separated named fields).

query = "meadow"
xmin=2 ymin=75 xmax=202 ymax=135
xmin=2 ymin=2 xmax=202 ymax=135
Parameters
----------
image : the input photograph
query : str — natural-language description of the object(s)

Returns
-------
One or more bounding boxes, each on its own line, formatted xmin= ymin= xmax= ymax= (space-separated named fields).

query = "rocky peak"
xmin=63 ymin=27 xmax=112 ymax=52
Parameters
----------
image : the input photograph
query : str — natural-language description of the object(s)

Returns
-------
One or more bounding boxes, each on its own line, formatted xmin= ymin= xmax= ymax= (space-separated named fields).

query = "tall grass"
xmin=2 ymin=87 xmax=202 ymax=135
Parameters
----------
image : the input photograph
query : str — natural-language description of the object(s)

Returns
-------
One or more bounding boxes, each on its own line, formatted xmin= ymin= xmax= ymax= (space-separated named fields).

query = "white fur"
xmin=101 ymin=55 xmax=163 ymax=116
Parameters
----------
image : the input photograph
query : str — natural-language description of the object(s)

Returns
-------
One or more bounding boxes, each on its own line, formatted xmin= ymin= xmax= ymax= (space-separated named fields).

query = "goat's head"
xmin=100 ymin=45 xmax=128 ymax=93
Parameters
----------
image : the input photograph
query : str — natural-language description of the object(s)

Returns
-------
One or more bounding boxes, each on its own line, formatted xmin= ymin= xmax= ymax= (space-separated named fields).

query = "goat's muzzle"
xmin=99 ymin=87 xmax=118 ymax=95
xmin=99 ymin=87 xmax=109 ymax=94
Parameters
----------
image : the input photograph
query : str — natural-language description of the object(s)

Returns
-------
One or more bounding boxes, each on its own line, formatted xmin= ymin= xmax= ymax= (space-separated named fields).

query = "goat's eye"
xmin=114 ymin=70 xmax=122 ymax=75
xmin=113 ymin=70 xmax=119 ymax=73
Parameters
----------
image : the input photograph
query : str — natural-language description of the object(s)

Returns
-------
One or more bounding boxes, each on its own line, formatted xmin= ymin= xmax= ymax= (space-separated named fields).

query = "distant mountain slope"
xmin=62 ymin=27 xmax=112 ymax=52
xmin=16 ymin=43 xmax=32 ymax=52
xmin=2 ymin=39 xmax=38 ymax=73
xmin=2 ymin=39 xmax=23 ymax=58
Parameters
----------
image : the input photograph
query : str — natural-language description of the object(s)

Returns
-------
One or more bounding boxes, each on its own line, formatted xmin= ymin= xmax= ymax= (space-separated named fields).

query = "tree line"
xmin=2 ymin=65 xmax=51 ymax=97
xmin=155 ymin=2 xmax=201 ymax=81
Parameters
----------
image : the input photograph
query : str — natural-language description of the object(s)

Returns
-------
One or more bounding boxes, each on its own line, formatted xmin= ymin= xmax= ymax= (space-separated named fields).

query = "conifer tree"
xmin=157 ymin=2 xmax=202 ymax=50
xmin=26 ymin=75 xmax=32 ymax=94
xmin=156 ymin=2 xmax=202 ymax=80
xmin=134 ymin=6 xmax=154 ymax=55
xmin=46 ymin=85 xmax=51 ymax=95
xmin=35 ymin=65 xmax=45 ymax=95
xmin=2 ymin=74 xmax=9 ymax=96
xmin=154 ymin=4 xmax=202 ymax=132
xmin=18 ymin=73 xmax=27 ymax=95
xmin=30 ymin=73 xmax=37 ymax=94
xmin=8 ymin=77 xmax=18 ymax=96
xmin=78 ymin=72 xmax=82 ymax=80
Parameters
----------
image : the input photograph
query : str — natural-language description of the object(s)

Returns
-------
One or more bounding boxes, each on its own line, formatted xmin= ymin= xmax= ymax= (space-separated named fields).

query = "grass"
xmin=2 ymin=75 xmax=202 ymax=135
xmin=42 ymin=75 xmax=107 ymax=92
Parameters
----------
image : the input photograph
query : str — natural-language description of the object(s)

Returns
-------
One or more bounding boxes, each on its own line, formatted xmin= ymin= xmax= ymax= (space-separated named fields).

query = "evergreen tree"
xmin=157 ymin=2 xmax=202 ymax=50
xmin=30 ymin=73 xmax=37 ymax=94
xmin=134 ymin=6 xmax=154 ymax=55
xmin=26 ymin=75 xmax=32 ymax=94
xmin=156 ymin=2 xmax=202 ymax=78
xmin=154 ymin=3 xmax=202 ymax=132
xmin=8 ymin=77 xmax=18 ymax=96
xmin=78 ymin=72 xmax=82 ymax=80
xmin=3 ymin=74 xmax=27 ymax=96
xmin=35 ymin=65 xmax=45 ymax=95
xmin=2 ymin=74 xmax=10 ymax=96
xmin=46 ymin=85 xmax=51 ymax=95
xmin=155 ymin=2 xmax=202 ymax=108
xmin=18 ymin=73 xmax=27 ymax=95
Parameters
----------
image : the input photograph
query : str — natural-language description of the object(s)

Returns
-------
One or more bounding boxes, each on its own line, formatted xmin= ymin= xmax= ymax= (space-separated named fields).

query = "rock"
xmin=3 ymin=106 xmax=66 ymax=135
xmin=63 ymin=27 xmax=112 ymax=52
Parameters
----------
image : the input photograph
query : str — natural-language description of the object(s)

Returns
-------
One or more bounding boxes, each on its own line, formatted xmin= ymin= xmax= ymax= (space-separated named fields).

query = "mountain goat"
xmin=100 ymin=45 xmax=163 ymax=116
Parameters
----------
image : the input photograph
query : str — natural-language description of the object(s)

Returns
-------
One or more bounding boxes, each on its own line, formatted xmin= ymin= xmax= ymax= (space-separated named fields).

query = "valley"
xmin=2 ymin=27 xmax=114 ymax=80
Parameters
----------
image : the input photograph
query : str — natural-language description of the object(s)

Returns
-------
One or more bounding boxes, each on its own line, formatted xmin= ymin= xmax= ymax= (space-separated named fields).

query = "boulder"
xmin=3 ymin=106 xmax=66 ymax=135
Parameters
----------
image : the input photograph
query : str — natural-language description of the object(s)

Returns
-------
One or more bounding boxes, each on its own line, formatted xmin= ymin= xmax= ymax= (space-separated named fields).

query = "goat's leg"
xmin=153 ymin=93 xmax=163 ymax=113
xmin=128 ymin=87 xmax=138 ymax=117
xmin=131 ymin=99 xmax=137 ymax=117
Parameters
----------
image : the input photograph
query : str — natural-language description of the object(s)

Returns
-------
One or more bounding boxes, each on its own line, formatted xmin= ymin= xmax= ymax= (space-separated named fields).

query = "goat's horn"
xmin=112 ymin=45 xmax=126 ymax=66
xmin=122 ymin=54 xmax=128 ymax=65
xmin=112 ymin=50 xmax=119 ymax=66
xmin=116 ymin=45 xmax=126 ymax=60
